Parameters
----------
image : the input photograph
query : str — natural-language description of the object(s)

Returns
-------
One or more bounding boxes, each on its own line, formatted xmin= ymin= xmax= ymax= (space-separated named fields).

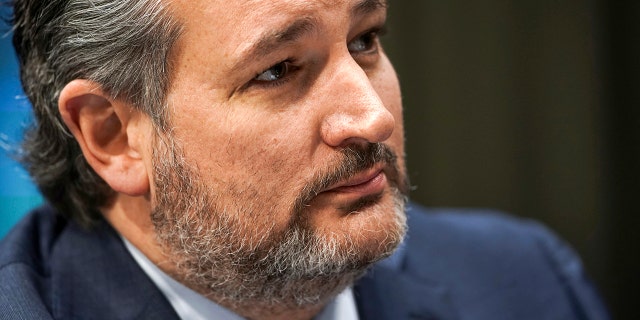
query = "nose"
xmin=320 ymin=58 xmax=395 ymax=148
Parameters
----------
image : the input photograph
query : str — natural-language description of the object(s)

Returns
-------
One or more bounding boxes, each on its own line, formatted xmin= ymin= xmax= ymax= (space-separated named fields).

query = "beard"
xmin=150 ymin=134 xmax=408 ymax=312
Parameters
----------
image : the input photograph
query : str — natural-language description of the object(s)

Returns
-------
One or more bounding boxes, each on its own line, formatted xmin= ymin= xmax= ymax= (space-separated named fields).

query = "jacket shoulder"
xmin=0 ymin=206 xmax=67 ymax=319
xmin=405 ymin=204 xmax=553 ymax=260
xmin=0 ymin=206 xmax=179 ymax=320
xmin=396 ymin=203 xmax=609 ymax=319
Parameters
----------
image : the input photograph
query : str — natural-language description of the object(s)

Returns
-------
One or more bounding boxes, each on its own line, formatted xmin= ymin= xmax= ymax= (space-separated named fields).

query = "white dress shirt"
xmin=123 ymin=238 xmax=359 ymax=320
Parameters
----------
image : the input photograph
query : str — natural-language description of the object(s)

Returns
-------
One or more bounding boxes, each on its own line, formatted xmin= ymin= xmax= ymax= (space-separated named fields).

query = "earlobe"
xmin=58 ymin=79 xmax=150 ymax=196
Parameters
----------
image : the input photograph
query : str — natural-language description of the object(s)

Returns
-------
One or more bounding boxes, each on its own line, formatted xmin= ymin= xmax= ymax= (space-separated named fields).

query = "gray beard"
xmin=150 ymin=135 xmax=408 ymax=312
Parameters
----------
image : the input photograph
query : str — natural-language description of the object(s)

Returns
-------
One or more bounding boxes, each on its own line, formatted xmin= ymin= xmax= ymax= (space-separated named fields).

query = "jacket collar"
xmin=47 ymin=212 xmax=456 ymax=320
xmin=49 ymin=220 xmax=180 ymax=320
xmin=353 ymin=239 xmax=459 ymax=320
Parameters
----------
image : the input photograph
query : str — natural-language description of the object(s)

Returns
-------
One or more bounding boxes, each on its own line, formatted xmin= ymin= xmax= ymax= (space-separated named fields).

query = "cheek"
xmin=373 ymin=59 xmax=405 ymax=147
xmin=216 ymin=113 xmax=311 ymax=171
xmin=173 ymin=106 xmax=317 ymax=209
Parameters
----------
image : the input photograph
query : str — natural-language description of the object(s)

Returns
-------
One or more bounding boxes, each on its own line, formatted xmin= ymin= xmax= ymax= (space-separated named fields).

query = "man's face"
xmin=149 ymin=0 xmax=407 ymax=311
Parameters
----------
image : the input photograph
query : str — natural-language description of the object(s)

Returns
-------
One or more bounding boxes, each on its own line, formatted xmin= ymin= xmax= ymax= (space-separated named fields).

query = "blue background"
xmin=0 ymin=15 xmax=43 ymax=238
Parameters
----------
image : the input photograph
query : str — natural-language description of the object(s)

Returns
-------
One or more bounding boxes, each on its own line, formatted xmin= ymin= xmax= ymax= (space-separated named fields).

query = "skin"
xmin=162 ymin=0 xmax=404 ymax=241
xmin=58 ymin=0 xmax=405 ymax=319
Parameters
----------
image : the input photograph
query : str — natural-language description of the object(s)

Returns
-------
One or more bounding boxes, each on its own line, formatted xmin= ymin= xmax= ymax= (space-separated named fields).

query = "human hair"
xmin=11 ymin=0 xmax=182 ymax=226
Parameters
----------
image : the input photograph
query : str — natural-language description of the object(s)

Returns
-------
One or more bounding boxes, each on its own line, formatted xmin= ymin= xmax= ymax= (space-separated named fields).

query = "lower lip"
xmin=329 ymin=171 xmax=387 ymax=195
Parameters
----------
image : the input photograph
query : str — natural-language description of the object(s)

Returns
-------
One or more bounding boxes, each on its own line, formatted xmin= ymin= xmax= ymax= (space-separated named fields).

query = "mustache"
xmin=293 ymin=143 xmax=406 ymax=215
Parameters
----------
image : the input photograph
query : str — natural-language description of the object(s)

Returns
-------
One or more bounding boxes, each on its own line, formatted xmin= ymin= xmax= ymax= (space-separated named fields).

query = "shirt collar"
xmin=122 ymin=238 xmax=359 ymax=320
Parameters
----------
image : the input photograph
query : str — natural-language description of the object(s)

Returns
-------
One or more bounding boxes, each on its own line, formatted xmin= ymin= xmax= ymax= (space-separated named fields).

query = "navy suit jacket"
xmin=0 ymin=203 xmax=608 ymax=319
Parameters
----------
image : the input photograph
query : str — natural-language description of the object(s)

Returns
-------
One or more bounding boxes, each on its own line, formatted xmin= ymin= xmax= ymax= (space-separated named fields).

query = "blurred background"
xmin=0 ymin=6 xmax=43 ymax=238
xmin=1 ymin=1 xmax=638 ymax=318
xmin=383 ymin=1 xmax=639 ymax=319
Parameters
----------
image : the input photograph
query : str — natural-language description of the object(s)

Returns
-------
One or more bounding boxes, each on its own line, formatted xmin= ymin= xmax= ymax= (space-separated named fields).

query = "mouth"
xmin=320 ymin=166 xmax=387 ymax=196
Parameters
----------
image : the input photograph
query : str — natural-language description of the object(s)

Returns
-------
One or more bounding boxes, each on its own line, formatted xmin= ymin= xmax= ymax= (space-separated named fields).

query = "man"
xmin=0 ymin=0 xmax=607 ymax=319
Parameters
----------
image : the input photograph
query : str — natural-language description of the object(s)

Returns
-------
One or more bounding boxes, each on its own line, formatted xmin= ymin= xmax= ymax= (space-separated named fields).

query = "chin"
xmin=312 ymin=188 xmax=408 ymax=264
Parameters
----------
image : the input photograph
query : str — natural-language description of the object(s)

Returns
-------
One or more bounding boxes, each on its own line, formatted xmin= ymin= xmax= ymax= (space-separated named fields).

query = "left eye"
xmin=347 ymin=31 xmax=378 ymax=54
xmin=254 ymin=61 xmax=292 ymax=82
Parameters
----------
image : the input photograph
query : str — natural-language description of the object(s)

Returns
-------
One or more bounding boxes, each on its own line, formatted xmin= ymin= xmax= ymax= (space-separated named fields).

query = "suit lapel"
xmin=354 ymin=268 xmax=458 ymax=320
xmin=353 ymin=242 xmax=459 ymax=320
xmin=50 ymin=220 xmax=179 ymax=320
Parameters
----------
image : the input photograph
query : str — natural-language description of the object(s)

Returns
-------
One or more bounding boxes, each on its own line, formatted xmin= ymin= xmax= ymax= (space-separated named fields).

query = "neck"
xmin=234 ymin=304 xmax=326 ymax=320
xmin=170 ymin=269 xmax=347 ymax=320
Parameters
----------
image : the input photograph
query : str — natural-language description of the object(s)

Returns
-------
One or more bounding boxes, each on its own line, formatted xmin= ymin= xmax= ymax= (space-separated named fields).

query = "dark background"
xmin=0 ymin=1 xmax=638 ymax=318
xmin=384 ymin=1 xmax=639 ymax=318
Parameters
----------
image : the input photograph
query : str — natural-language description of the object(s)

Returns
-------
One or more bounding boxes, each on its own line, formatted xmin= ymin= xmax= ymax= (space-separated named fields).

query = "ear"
xmin=58 ymin=79 xmax=150 ymax=196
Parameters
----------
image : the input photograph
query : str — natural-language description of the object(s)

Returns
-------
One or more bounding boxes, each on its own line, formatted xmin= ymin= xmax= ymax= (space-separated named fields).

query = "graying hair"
xmin=11 ymin=0 xmax=182 ymax=226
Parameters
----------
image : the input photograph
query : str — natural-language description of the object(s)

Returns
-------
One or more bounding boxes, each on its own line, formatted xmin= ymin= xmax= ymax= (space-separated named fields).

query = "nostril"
xmin=338 ymin=137 xmax=372 ymax=149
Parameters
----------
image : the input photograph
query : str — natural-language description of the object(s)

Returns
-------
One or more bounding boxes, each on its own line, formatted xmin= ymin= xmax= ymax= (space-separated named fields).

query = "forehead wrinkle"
xmin=210 ymin=0 xmax=387 ymax=76
xmin=258 ymin=17 xmax=318 ymax=54
xmin=229 ymin=16 xmax=318 ymax=74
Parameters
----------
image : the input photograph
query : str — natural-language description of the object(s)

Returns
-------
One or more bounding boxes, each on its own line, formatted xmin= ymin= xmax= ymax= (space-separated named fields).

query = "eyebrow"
xmin=228 ymin=17 xmax=317 ymax=74
xmin=229 ymin=0 xmax=388 ymax=74
xmin=353 ymin=0 xmax=388 ymax=16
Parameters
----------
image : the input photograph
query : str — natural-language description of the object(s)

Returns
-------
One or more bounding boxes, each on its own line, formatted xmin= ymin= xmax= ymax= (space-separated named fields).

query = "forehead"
xmin=170 ymin=0 xmax=341 ymax=31
xmin=169 ymin=0 xmax=386 ymax=46
xmin=170 ymin=0 xmax=377 ymax=19
xmin=172 ymin=0 xmax=323 ymax=49
xmin=167 ymin=0 xmax=387 ymax=81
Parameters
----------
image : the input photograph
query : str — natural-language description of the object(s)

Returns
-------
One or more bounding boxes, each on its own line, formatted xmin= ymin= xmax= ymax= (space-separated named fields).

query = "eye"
xmin=254 ymin=60 xmax=293 ymax=82
xmin=347 ymin=28 xmax=383 ymax=54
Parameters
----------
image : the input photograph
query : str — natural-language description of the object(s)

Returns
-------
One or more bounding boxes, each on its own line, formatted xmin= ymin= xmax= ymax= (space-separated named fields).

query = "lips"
xmin=321 ymin=167 xmax=387 ymax=195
